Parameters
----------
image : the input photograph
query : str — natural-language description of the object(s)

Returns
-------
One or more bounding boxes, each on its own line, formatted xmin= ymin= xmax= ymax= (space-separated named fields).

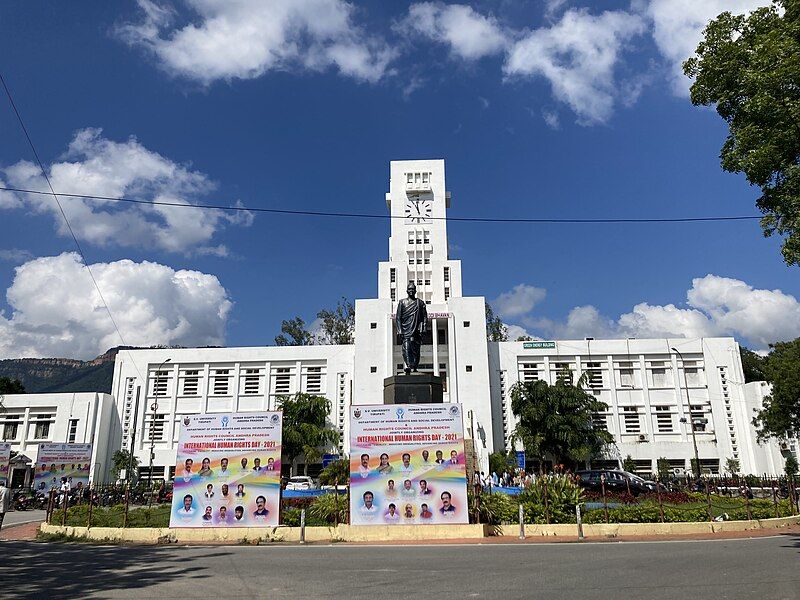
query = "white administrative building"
xmin=2 ymin=160 xmax=796 ymax=482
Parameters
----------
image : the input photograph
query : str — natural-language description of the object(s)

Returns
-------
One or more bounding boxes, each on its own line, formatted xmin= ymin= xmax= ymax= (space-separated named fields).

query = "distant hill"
xmin=0 ymin=347 xmax=131 ymax=394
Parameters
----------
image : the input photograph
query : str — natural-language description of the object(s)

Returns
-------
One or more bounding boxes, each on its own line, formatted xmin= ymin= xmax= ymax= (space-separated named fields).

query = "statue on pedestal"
xmin=395 ymin=281 xmax=427 ymax=375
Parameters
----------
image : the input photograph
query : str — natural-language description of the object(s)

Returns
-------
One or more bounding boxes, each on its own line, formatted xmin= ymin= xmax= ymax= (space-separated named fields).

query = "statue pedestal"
xmin=383 ymin=373 xmax=444 ymax=404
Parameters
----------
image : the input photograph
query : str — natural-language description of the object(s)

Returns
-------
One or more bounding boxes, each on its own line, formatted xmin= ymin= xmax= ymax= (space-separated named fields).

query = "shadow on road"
xmin=779 ymin=532 xmax=800 ymax=551
xmin=1 ymin=542 xmax=225 ymax=598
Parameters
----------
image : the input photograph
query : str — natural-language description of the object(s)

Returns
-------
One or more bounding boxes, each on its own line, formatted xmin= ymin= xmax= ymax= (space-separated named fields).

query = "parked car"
xmin=285 ymin=476 xmax=315 ymax=491
xmin=575 ymin=469 xmax=661 ymax=496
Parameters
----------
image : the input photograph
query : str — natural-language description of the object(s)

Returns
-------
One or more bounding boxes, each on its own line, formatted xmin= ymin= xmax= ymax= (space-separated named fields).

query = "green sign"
xmin=523 ymin=341 xmax=556 ymax=349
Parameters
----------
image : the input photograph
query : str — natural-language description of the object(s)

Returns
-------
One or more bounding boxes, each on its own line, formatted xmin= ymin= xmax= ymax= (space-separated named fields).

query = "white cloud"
xmin=0 ymin=252 xmax=232 ymax=359
xmin=504 ymin=8 xmax=647 ymax=125
xmin=648 ymin=0 xmax=772 ymax=95
xmin=502 ymin=275 xmax=800 ymax=350
xmin=0 ymin=128 xmax=251 ymax=254
xmin=542 ymin=109 xmax=560 ymax=129
xmin=493 ymin=283 xmax=546 ymax=319
xmin=118 ymin=0 xmax=395 ymax=84
xmin=0 ymin=249 xmax=34 ymax=263
xmin=402 ymin=2 xmax=508 ymax=60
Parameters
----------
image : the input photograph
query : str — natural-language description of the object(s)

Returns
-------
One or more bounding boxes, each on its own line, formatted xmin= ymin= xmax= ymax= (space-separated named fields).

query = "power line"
xmin=0 ymin=72 xmax=144 ymax=380
xmin=0 ymin=185 xmax=763 ymax=225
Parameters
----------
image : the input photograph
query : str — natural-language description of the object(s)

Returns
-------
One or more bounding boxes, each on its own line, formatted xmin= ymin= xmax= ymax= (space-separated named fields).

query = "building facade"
xmin=19 ymin=158 xmax=790 ymax=482
xmin=0 ymin=392 xmax=117 ymax=486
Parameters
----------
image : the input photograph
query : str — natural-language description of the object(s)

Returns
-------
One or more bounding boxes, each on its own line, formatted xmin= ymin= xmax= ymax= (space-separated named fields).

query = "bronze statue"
xmin=395 ymin=281 xmax=427 ymax=374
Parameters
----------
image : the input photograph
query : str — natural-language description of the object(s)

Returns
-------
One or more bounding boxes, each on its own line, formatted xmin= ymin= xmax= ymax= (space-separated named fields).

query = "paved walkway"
xmin=0 ymin=520 xmax=41 ymax=541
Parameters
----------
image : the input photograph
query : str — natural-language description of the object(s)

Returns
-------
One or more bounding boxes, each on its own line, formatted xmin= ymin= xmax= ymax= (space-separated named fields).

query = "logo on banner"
xmin=221 ymin=416 xmax=229 ymax=428
xmin=353 ymin=409 xmax=362 ymax=419
xmin=183 ymin=416 xmax=191 ymax=426
xmin=271 ymin=414 xmax=280 ymax=424
xmin=449 ymin=405 xmax=460 ymax=416
xmin=396 ymin=407 xmax=405 ymax=420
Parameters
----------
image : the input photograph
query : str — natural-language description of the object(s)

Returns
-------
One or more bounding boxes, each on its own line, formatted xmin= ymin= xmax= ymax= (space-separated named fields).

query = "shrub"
xmin=307 ymin=493 xmax=347 ymax=525
xmin=518 ymin=477 xmax=583 ymax=509
xmin=476 ymin=492 xmax=518 ymax=525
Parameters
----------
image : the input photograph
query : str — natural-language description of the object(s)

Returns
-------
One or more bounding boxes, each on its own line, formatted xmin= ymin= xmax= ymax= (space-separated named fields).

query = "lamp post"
xmin=148 ymin=357 xmax=171 ymax=507
xmin=672 ymin=347 xmax=701 ymax=480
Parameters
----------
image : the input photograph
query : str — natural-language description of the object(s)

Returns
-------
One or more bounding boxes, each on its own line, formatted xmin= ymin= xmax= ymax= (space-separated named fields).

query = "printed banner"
xmin=170 ymin=412 xmax=282 ymax=528
xmin=34 ymin=443 xmax=93 ymax=492
xmin=349 ymin=404 xmax=468 ymax=526
xmin=0 ymin=443 xmax=10 ymax=484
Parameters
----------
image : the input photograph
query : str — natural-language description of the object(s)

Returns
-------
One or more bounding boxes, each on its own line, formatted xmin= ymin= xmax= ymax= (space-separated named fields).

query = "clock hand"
xmin=415 ymin=203 xmax=420 ymax=215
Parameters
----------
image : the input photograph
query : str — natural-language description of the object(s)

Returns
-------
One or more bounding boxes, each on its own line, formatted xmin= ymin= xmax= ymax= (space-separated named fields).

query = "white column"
xmin=447 ymin=316 xmax=457 ymax=404
xmin=432 ymin=317 xmax=439 ymax=376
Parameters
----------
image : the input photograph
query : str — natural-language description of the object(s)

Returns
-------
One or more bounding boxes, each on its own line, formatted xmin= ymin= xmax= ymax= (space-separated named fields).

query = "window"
xmin=151 ymin=372 xmax=169 ymax=397
xmin=68 ymin=418 xmax=79 ymax=443
xmin=2 ymin=415 xmax=20 ymax=441
xmin=424 ymin=257 xmax=430 ymax=265
xmin=242 ymin=369 xmax=261 ymax=395
xmin=181 ymin=370 xmax=200 ymax=396
xmin=654 ymin=406 xmax=674 ymax=433
xmin=390 ymin=288 xmax=396 ymax=301
xmin=34 ymin=415 xmax=52 ymax=440
xmin=463 ymin=321 xmax=470 ymax=327
xmin=444 ymin=287 xmax=450 ymax=300
xmin=684 ymin=367 xmax=702 ymax=386
xmin=444 ymin=267 xmax=449 ymax=282
xmin=370 ymin=322 xmax=377 ymax=329
xmin=585 ymin=362 xmax=603 ymax=389
xmin=622 ymin=406 xmax=641 ymax=434
xmin=370 ymin=366 xmax=377 ymax=373
xmin=620 ymin=367 xmax=634 ymax=387
xmin=212 ymin=369 xmax=230 ymax=395
xmin=272 ymin=367 xmax=293 ymax=395
xmin=465 ymin=365 xmax=472 ymax=372
xmin=553 ymin=363 xmax=573 ymax=385
xmin=303 ymin=366 xmax=323 ymax=394
xmin=519 ymin=363 xmax=540 ymax=382
xmin=144 ymin=413 xmax=167 ymax=442
xmin=651 ymin=367 xmax=668 ymax=387
xmin=591 ymin=413 xmax=608 ymax=431
xmin=390 ymin=268 xmax=396 ymax=283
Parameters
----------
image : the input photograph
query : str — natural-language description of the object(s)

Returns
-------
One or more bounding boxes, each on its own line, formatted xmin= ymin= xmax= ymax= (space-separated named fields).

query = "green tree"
xmin=274 ymin=317 xmax=315 ymax=346
xmin=510 ymin=374 xmax=613 ymax=470
xmin=489 ymin=451 xmax=517 ymax=475
xmin=622 ymin=455 xmax=637 ymax=474
xmin=752 ymin=338 xmax=800 ymax=440
xmin=656 ymin=457 xmax=671 ymax=482
xmin=485 ymin=302 xmax=507 ymax=342
xmin=316 ymin=298 xmax=355 ymax=345
xmin=0 ymin=377 xmax=25 ymax=394
xmin=278 ymin=393 xmax=340 ymax=476
xmin=741 ymin=348 xmax=768 ymax=383
xmin=111 ymin=449 xmax=139 ymax=482
xmin=319 ymin=458 xmax=349 ymax=486
xmin=785 ymin=454 xmax=798 ymax=478
xmin=515 ymin=335 xmax=533 ymax=342
xmin=684 ymin=2 xmax=800 ymax=265
xmin=725 ymin=457 xmax=741 ymax=477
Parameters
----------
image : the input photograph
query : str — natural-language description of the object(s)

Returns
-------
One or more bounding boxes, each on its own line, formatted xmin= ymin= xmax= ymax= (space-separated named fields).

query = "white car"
xmin=285 ymin=476 xmax=315 ymax=490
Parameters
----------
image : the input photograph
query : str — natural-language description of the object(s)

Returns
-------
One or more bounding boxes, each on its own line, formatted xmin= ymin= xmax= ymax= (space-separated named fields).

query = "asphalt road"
xmin=2 ymin=535 xmax=799 ymax=599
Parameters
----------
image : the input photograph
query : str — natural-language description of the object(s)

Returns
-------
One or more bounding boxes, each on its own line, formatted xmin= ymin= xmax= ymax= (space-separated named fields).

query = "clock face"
xmin=405 ymin=198 xmax=432 ymax=223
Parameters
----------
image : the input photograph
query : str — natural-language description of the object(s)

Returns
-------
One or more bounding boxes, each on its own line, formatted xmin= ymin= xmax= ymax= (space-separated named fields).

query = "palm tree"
xmin=277 ymin=393 xmax=339 ymax=476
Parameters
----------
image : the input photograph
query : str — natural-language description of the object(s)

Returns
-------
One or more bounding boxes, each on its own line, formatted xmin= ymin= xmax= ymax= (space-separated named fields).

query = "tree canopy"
xmin=277 ymin=393 xmax=339 ymax=476
xmin=275 ymin=298 xmax=355 ymax=346
xmin=752 ymin=337 xmax=800 ymax=440
xmin=485 ymin=302 xmax=508 ymax=342
xmin=510 ymin=373 xmax=613 ymax=469
xmin=0 ymin=377 xmax=25 ymax=395
xmin=111 ymin=449 xmax=139 ymax=482
xmin=684 ymin=1 xmax=800 ymax=265
xmin=741 ymin=347 xmax=768 ymax=383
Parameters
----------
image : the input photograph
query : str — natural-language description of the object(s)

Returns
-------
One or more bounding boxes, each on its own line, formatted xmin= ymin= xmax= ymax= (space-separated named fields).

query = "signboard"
xmin=322 ymin=453 xmax=339 ymax=468
xmin=34 ymin=443 xmax=93 ymax=492
xmin=515 ymin=451 xmax=526 ymax=470
xmin=170 ymin=412 xmax=282 ymax=528
xmin=349 ymin=404 xmax=468 ymax=526
xmin=523 ymin=341 xmax=556 ymax=349
xmin=0 ymin=443 xmax=10 ymax=484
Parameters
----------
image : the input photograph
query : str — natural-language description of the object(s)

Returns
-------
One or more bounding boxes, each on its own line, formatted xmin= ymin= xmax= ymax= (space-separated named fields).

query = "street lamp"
xmin=672 ymin=347 xmax=701 ymax=480
xmin=148 ymin=357 xmax=171 ymax=506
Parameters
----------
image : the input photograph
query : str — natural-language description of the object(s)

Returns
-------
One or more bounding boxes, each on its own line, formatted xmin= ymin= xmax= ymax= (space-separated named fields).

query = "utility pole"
xmin=673 ymin=347 xmax=702 ymax=480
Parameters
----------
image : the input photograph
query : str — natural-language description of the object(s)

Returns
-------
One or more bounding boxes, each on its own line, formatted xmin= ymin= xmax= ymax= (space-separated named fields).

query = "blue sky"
xmin=0 ymin=0 xmax=797 ymax=359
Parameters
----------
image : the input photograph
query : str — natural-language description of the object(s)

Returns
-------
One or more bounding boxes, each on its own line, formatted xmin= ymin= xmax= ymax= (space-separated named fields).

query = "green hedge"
xmin=60 ymin=504 xmax=171 ymax=528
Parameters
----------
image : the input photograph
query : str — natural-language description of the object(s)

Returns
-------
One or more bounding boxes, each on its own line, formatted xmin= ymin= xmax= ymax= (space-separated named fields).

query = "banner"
xmin=34 ymin=443 xmax=93 ymax=492
xmin=0 ymin=443 xmax=10 ymax=484
xmin=169 ymin=412 xmax=282 ymax=528
xmin=349 ymin=404 xmax=468 ymax=526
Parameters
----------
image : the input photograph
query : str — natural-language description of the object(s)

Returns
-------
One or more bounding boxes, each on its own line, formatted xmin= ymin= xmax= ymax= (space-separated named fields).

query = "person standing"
xmin=0 ymin=480 xmax=9 ymax=530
